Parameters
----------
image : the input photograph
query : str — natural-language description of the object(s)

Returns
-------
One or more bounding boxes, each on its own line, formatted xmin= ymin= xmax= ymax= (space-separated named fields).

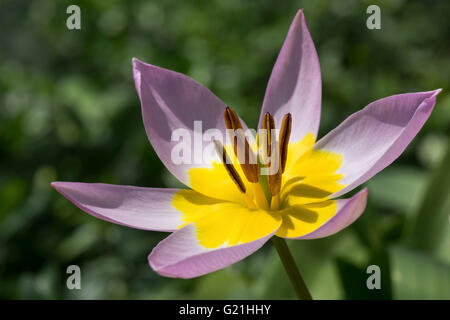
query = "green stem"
xmin=272 ymin=236 xmax=313 ymax=300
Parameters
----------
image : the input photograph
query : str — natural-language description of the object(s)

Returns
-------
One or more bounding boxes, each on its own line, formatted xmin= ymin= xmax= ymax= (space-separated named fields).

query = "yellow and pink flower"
xmin=52 ymin=10 xmax=440 ymax=280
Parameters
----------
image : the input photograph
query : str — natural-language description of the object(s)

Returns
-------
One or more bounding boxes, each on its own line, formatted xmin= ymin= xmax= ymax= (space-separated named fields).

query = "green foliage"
xmin=0 ymin=0 xmax=449 ymax=299
xmin=389 ymin=245 xmax=450 ymax=299
xmin=410 ymin=141 xmax=450 ymax=257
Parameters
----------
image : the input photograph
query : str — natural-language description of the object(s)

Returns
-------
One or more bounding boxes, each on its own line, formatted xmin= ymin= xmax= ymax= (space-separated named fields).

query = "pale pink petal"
xmin=133 ymin=58 xmax=250 ymax=188
xmin=296 ymin=188 xmax=368 ymax=239
xmin=258 ymin=9 xmax=322 ymax=142
xmin=315 ymin=90 xmax=441 ymax=198
xmin=148 ymin=224 xmax=277 ymax=279
xmin=51 ymin=182 xmax=183 ymax=232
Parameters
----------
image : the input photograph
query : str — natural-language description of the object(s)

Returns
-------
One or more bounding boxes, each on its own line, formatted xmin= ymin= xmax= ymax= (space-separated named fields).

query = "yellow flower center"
xmin=172 ymin=110 xmax=346 ymax=248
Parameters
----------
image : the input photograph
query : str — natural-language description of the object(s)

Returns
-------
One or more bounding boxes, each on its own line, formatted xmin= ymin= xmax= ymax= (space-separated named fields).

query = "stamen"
xmin=251 ymin=182 xmax=269 ymax=210
xmin=268 ymin=113 xmax=292 ymax=208
xmin=262 ymin=112 xmax=275 ymax=159
xmin=263 ymin=112 xmax=282 ymax=196
xmin=213 ymin=140 xmax=256 ymax=209
xmin=224 ymin=107 xmax=259 ymax=183
xmin=279 ymin=113 xmax=292 ymax=174
xmin=269 ymin=171 xmax=282 ymax=196
xmin=271 ymin=194 xmax=280 ymax=211
xmin=213 ymin=140 xmax=246 ymax=193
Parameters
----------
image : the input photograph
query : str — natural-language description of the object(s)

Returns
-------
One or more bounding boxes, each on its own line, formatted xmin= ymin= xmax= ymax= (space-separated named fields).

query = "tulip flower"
xmin=51 ymin=9 xmax=440 ymax=299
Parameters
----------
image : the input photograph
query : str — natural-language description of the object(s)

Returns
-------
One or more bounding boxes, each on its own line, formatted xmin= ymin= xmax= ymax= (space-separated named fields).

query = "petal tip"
xmin=293 ymin=8 xmax=306 ymax=25
xmin=50 ymin=181 xmax=64 ymax=190
xmin=132 ymin=56 xmax=141 ymax=64
xmin=132 ymin=58 xmax=154 ymax=78
xmin=432 ymin=88 xmax=443 ymax=96
xmin=50 ymin=181 xmax=78 ymax=194
xmin=132 ymin=58 xmax=145 ymax=98
xmin=148 ymin=249 xmax=183 ymax=279
xmin=422 ymin=88 xmax=442 ymax=100
xmin=147 ymin=252 xmax=161 ymax=275
xmin=132 ymin=58 xmax=143 ymax=74
xmin=360 ymin=187 xmax=369 ymax=196
xmin=132 ymin=57 xmax=141 ymax=71
xmin=358 ymin=187 xmax=369 ymax=206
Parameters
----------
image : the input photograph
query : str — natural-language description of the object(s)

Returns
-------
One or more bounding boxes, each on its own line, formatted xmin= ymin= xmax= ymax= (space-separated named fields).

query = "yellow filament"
xmin=251 ymin=182 xmax=269 ymax=210
xmin=244 ymin=192 xmax=257 ymax=209
xmin=271 ymin=194 xmax=280 ymax=211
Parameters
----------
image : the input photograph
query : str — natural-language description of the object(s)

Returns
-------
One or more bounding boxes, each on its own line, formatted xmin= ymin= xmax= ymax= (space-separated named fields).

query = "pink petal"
xmin=133 ymin=58 xmax=250 ymax=189
xmin=148 ymin=224 xmax=277 ymax=279
xmin=297 ymin=188 xmax=368 ymax=239
xmin=51 ymin=182 xmax=183 ymax=232
xmin=258 ymin=9 xmax=322 ymax=142
xmin=315 ymin=90 xmax=441 ymax=198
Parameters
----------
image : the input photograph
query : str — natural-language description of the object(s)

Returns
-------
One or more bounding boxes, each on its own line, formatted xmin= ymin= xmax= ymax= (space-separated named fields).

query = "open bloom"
xmin=52 ymin=10 xmax=440 ymax=279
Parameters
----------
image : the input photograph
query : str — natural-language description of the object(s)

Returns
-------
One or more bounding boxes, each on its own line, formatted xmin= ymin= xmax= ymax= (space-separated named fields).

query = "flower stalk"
xmin=272 ymin=236 xmax=313 ymax=300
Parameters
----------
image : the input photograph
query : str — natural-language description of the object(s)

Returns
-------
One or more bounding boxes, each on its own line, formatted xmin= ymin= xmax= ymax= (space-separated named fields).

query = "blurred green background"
xmin=1 ymin=0 xmax=449 ymax=299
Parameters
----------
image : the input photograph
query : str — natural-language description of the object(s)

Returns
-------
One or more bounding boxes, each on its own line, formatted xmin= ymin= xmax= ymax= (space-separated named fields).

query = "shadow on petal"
xmin=288 ymin=183 xmax=332 ymax=199
xmin=280 ymin=205 xmax=319 ymax=232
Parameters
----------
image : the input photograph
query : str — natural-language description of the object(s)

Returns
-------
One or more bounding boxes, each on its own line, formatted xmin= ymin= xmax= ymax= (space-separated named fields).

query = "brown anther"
xmin=262 ymin=112 xmax=275 ymax=158
xmin=269 ymin=170 xmax=282 ymax=196
xmin=213 ymin=140 xmax=247 ymax=194
xmin=224 ymin=107 xmax=243 ymax=131
xmin=262 ymin=112 xmax=281 ymax=195
xmin=223 ymin=107 xmax=259 ymax=183
xmin=279 ymin=113 xmax=292 ymax=174
xmin=265 ymin=113 xmax=292 ymax=196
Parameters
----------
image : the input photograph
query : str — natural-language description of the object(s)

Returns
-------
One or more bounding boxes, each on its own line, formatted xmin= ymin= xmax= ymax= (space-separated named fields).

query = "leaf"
xmin=389 ymin=245 xmax=450 ymax=299
xmin=56 ymin=224 xmax=101 ymax=261
xmin=410 ymin=141 xmax=450 ymax=254
xmin=366 ymin=165 xmax=428 ymax=214
xmin=434 ymin=194 xmax=450 ymax=264
xmin=192 ymin=267 xmax=252 ymax=299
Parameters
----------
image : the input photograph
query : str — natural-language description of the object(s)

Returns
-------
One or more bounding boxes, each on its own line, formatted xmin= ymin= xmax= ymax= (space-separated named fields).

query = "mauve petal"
xmin=51 ymin=182 xmax=183 ymax=232
xmin=148 ymin=224 xmax=277 ymax=279
xmin=258 ymin=9 xmax=321 ymax=142
xmin=315 ymin=89 xmax=441 ymax=198
xmin=297 ymin=188 xmax=368 ymax=239
xmin=133 ymin=58 xmax=249 ymax=188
